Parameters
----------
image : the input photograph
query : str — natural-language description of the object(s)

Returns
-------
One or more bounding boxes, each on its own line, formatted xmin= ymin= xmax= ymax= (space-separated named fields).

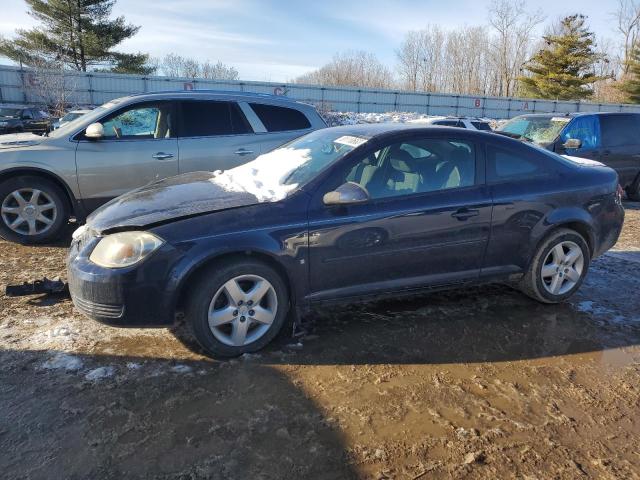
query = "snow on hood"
xmin=561 ymin=154 xmax=605 ymax=167
xmin=211 ymin=147 xmax=312 ymax=202
xmin=0 ymin=132 xmax=43 ymax=149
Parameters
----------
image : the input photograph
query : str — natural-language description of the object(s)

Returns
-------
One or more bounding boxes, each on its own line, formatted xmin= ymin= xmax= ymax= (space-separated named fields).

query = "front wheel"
xmin=0 ymin=176 xmax=69 ymax=244
xmin=186 ymin=259 xmax=290 ymax=358
xmin=519 ymin=228 xmax=590 ymax=304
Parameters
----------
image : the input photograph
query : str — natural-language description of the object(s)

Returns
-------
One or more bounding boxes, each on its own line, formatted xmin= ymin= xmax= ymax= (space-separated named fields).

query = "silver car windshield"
xmin=211 ymin=129 xmax=368 ymax=202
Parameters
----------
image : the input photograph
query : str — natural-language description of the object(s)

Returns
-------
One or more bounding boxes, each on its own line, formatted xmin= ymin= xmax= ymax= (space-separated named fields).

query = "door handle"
xmin=451 ymin=208 xmax=479 ymax=220
xmin=152 ymin=152 xmax=174 ymax=160
xmin=234 ymin=148 xmax=254 ymax=156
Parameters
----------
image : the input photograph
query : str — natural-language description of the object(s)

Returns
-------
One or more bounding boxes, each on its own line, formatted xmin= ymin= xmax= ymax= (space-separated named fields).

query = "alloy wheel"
xmin=207 ymin=274 xmax=278 ymax=347
xmin=540 ymin=240 xmax=584 ymax=295
xmin=1 ymin=188 xmax=57 ymax=236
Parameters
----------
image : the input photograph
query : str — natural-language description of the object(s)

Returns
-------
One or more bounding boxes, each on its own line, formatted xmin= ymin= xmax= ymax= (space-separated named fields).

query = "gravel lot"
xmin=1 ymin=202 xmax=639 ymax=479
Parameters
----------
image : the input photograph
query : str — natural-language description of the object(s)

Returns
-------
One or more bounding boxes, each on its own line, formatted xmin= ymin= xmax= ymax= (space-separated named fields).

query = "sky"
xmin=0 ymin=0 xmax=623 ymax=82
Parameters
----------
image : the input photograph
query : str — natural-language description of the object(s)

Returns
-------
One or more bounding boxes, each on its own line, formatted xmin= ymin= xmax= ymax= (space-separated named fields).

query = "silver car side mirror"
xmin=85 ymin=122 xmax=104 ymax=140
xmin=562 ymin=138 xmax=582 ymax=149
xmin=323 ymin=182 xmax=370 ymax=206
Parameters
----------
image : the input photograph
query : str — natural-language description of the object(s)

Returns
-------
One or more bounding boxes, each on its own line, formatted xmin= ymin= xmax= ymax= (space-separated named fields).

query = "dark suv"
xmin=497 ymin=112 xmax=640 ymax=200
xmin=0 ymin=106 xmax=52 ymax=135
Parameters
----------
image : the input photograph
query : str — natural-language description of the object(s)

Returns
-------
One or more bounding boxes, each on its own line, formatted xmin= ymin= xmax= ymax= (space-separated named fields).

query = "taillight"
xmin=615 ymin=184 xmax=624 ymax=205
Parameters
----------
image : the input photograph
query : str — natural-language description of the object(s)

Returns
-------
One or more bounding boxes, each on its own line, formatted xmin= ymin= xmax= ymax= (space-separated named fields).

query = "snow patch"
xmin=126 ymin=362 xmax=141 ymax=370
xmin=85 ymin=366 xmax=116 ymax=381
xmin=170 ymin=364 xmax=193 ymax=374
xmin=41 ymin=353 xmax=84 ymax=372
xmin=211 ymin=147 xmax=311 ymax=202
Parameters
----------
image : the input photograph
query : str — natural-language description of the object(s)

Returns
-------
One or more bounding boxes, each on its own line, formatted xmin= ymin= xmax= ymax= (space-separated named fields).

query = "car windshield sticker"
xmin=551 ymin=117 xmax=571 ymax=123
xmin=334 ymin=135 xmax=367 ymax=148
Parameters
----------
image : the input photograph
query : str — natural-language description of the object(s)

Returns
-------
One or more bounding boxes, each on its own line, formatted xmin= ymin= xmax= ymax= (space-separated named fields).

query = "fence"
xmin=1 ymin=64 xmax=639 ymax=119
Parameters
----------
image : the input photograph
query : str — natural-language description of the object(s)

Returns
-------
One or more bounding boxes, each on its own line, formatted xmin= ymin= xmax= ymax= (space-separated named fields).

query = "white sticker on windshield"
xmin=334 ymin=135 xmax=367 ymax=148
xmin=551 ymin=117 xmax=571 ymax=123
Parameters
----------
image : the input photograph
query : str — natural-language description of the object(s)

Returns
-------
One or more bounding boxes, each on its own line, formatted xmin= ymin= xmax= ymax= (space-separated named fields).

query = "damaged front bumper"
xmin=66 ymin=230 xmax=181 ymax=327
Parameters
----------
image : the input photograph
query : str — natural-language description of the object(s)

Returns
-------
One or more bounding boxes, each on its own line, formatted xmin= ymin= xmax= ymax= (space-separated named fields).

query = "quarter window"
xmin=343 ymin=138 xmax=476 ymax=200
xmin=179 ymin=100 xmax=251 ymax=137
xmin=100 ymin=102 xmax=173 ymax=140
xmin=600 ymin=114 xmax=640 ymax=147
xmin=487 ymin=144 xmax=549 ymax=181
xmin=249 ymin=103 xmax=311 ymax=132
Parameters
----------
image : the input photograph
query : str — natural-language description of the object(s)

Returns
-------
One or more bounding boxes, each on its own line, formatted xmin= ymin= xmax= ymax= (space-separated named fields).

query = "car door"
xmin=75 ymin=100 xmax=179 ymax=209
xmin=177 ymin=100 xmax=263 ymax=173
xmin=242 ymin=101 xmax=315 ymax=154
xmin=555 ymin=115 xmax=601 ymax=161
xmin=306 ymin=133 xmax=492 ymax=301
xmin=20 ymin=109 xmax=38 ymax=133
xmin=598 ymin=114 xmax=640 ymax=188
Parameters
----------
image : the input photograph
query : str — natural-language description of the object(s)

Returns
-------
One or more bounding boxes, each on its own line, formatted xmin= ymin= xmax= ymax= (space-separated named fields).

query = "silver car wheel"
xmin=208 ymin=274 xmax=278 ymax=347
xmin=1 ymin=188 xmax=57 ymax=236
xmin=540 ymin=240 xmax=584 ymax=295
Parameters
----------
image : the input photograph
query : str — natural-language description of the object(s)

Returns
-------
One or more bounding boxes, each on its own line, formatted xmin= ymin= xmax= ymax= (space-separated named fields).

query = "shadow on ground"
xmin=0 ymin=349 xmax=357 ymax=480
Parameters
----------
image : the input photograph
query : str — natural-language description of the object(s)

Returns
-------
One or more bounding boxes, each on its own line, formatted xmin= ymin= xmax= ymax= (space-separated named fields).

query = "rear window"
xmin=249 ymin=103 xmax=311 ymax=132
xmin=600 ymin=114 xmax=640 ymax=147
xmin=487 ymin=144 xmax=554 ymax=181
xmin=180 ymin=101 xmax=251 ymax=137
xmin=433 ymin=120 xmax=462 ymax=127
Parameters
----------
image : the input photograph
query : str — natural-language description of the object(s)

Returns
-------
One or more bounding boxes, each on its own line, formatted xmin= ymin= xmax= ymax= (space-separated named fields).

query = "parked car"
xmin=496 ymin=112 xmax=640 ymax=200
xmin=67 ymin=124 xmax=624 ymax=358
xmin=51 ymin=109 xmax=91 ymax=130
xmin=0 ymin=106 xmax=52 ymax=135
xmin=0 ymin=90 xmax=325 ymax=243
xmin=422 ymin=116 xmax=493 ymax=131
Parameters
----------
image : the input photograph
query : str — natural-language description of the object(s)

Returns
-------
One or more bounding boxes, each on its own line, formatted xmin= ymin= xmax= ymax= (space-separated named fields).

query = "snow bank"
xmin=211 ymin=147 xmax=311 ymax=202
xmin=85 ymin=366 xmax=116 ymax=381
xmin=40 ymin=353 xmax=84 ymax=371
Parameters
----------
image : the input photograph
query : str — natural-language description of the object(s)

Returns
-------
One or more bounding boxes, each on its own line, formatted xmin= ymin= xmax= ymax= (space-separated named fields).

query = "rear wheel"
xmin=0 ymin=176 xmax=69 ymax=244
xmin=186 ymin=259 xmax=290 ymax=358
xmin=519 ymin=228 xmax=590 ymax=303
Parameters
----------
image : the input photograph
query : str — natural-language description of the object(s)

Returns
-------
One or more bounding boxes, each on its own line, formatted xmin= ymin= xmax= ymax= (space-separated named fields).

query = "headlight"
xmin=89 ymin=231 xmax=164 ymax=268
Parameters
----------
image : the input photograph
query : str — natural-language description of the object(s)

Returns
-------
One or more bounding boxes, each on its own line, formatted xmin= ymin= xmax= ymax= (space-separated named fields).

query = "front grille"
xmin=73 ymin=296 xmax=124 ymax=319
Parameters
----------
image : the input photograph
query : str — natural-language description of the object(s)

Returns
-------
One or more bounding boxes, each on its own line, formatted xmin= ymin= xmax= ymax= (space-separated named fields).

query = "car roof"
xmin=318 ymin=123 xmax=501 ymax=142
xmin=119 ymin=89 xmax=309 ymax=105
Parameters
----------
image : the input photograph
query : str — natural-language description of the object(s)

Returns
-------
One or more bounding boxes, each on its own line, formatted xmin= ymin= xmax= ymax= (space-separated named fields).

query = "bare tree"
xmin=157 ymin=53 xmax=238 ymax=80
xmin=488 ymin=0 xmax=544 ymax=97
xmin=295 ymin=51 xmax=393 ymax=89
xmin=22 ymin=60 xmax=79 ymax=115
xmin=612 ymin=0 xmax=640 ymax=74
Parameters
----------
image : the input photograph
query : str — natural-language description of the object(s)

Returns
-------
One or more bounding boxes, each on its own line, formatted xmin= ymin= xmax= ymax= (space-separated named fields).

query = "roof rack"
xmin=124 ymin=89 xmax=299 ymax=102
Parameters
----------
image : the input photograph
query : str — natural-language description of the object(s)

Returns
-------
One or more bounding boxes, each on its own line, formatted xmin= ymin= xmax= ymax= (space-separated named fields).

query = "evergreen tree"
xmin=519 ymin=15 xmax=605 ymax=100
xmin=619 ymin=45 xmax=640 ymax=103
xmin=0 ymin=0 xmax=153 ymax=74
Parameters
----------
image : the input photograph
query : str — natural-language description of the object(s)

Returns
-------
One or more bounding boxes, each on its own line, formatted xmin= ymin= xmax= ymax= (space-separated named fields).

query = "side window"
xmin=249 ymin=103 xmax=311 ymax=132
xmin=487 ymin=144 xmax=550 ymax=181
xmin=600 ymin=115 xmax=639 ymax=147
xmin=344 ymin=138 xmax=476 ymax=200
xmin=21 ymin=110 xmax=33 ymax=119
xmin=179 ymin=100 xmax=251 ymax=137
xmin=100 ymin=102 xmax=173 ymax=140
xmin=560 ymin=115 xmax=600 ymax=150
xmin=471 ymin=121 xmax=492 ymax=131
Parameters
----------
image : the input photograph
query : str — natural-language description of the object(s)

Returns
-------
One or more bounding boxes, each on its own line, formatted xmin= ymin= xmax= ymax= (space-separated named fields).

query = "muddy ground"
xmin=1 ymin=203 xmax=639 ymax=480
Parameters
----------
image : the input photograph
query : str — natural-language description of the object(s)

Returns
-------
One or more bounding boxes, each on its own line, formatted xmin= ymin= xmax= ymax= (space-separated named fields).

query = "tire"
xmin=519 ymin=228 xmax=590 ymax=304
xmin=0 ymin=176 xmax=69 ymax=244
xmin=186 ymin=259 xmax=290 ymax=358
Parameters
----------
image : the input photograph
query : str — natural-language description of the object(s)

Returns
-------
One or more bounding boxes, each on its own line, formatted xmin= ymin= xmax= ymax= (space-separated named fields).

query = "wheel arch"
xmin=0 ymin=167 xmax=83 ymax=220
xmin=172 ymin=249 xmax=294 ymax=316
xmin=529 ymin=220 xmax=595 ymax=272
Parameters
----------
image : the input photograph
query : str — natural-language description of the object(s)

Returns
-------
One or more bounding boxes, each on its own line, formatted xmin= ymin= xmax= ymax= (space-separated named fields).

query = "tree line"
xmin=3 ymin=0 xmax=640 ymax=103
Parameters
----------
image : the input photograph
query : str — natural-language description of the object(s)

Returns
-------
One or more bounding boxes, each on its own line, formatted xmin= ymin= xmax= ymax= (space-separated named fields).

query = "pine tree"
xmin=619 ymin=45 xmax=640 ymax=103
xmin=0 ymin=0 xmax=153 ymax=74
xmin=518 ymin=15 xmax=605 ymax=100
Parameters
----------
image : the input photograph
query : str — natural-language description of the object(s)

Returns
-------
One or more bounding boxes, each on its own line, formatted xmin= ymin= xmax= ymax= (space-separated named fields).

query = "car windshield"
xmin=498 ymin=116 xmax=570 ymax=144
xmin=0 ymin=108 xmax=21 ymax=118
xmin=47 ymin=104 xmax=111 ymax=138
xmin=212 ymin=129 xmax=369 ymax=201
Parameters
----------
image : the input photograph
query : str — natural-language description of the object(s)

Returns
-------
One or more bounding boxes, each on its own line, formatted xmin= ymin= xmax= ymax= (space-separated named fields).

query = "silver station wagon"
xmin=0 ymin=91 xmax=325 ymax=243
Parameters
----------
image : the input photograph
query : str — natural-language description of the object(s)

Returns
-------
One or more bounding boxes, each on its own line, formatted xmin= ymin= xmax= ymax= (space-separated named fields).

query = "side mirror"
xmin=323 ymin=182 xmax=370 ymax=206
xmin=85 ymin=122 xmax=104 ymax=140
xmin=562 ymin=138 xmax=582 ymax=150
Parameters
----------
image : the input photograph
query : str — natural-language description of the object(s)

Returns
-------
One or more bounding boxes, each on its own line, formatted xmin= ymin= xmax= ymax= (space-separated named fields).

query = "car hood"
xmin=0 ymin=132 xmax=43 ymax=149
xmin=87 ymin=171 xmax=264 ymax=234
xmin=561 ymin=154 xmax=605 ymax=167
